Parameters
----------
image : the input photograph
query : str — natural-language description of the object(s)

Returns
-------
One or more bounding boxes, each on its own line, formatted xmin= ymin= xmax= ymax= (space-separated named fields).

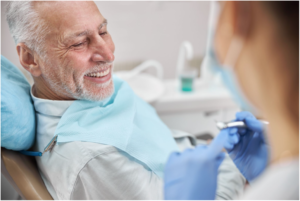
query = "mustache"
xmin=85 ymin=62 xmax=114 ymax=74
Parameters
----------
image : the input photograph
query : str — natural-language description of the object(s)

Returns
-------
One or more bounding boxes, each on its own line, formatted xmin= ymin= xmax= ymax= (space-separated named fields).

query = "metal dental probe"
xmin=215 ymin=120 xmax=269 ymax=130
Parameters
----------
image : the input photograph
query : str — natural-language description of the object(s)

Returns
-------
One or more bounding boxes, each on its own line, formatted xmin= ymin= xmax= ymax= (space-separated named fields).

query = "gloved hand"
xmin=218 ymin=111 xmax=269 ymax=182
xmin=164 ymin=134 xmax=227 ymax=200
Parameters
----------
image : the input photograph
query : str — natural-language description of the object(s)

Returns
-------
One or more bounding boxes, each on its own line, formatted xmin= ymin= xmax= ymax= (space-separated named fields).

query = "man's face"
xmin=36 ymin=1 xmax=115 ymax=101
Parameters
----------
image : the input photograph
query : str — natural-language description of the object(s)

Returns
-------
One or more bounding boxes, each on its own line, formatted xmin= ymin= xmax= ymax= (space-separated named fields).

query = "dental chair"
xmin=1 ymin=148 xmax=53 ymax=200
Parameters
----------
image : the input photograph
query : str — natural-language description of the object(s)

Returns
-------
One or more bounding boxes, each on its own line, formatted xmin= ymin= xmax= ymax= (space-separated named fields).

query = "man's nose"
xmin=91 ymin=41 xmax=115 ymax=63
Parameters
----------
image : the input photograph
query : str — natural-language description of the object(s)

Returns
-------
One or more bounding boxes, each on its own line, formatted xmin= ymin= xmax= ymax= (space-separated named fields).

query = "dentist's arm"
xmin=164 ymin=133 xmax=227 ymax=200
xmin=218 ymin=111 xmax=269 ymax=182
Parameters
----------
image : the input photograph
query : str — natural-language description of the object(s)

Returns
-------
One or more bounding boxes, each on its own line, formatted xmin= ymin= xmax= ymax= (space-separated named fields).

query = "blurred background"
xmin=1 ymin=2 xmax=240 ymax=199
xmin=2 ymin=1 xmax=210 ymax=80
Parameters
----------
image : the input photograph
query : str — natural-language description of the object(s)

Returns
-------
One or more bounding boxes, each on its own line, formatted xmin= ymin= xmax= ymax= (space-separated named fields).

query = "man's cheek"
xmin=105 ymin=35 xmax=115 ymax=54
xmin=110 ymin=41 xmax=116 ymax=54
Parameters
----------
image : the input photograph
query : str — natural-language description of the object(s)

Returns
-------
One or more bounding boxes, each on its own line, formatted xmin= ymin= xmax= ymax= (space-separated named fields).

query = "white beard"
xmin=41 ymin=58 xmax=115 ymax=101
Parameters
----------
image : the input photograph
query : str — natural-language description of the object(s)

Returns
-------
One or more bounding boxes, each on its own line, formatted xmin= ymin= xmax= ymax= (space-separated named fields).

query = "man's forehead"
xmin=34 ymin=1 xmax=104 ymax=40
xmin=34 ymin=1 xmax=99 ymax=14
xmin=34 ymin=1 xmax=102 ymax=27
xmin=63 ymin=19 xmax=108 ymax=43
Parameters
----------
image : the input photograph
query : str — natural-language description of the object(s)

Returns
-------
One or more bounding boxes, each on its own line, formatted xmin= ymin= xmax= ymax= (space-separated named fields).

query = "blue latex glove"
xmin=164 ymin=134 xmax=227 ymax=200
xmin=218 ymin=111 xmax=269 ymax=182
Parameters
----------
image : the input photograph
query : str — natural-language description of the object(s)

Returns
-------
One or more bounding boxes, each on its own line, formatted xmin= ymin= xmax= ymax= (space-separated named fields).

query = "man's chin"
xmin=78 ymin=78 xmax=114 ymax=102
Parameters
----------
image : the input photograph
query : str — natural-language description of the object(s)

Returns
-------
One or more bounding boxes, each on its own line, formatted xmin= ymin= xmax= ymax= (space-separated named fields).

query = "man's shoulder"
xmin=38 ymin=141 xmax=120 ymax=179
xmin=52 ymin=141 xmax=119 ymax=162
xmin=37 ymin=141 xmax=121 ymax=199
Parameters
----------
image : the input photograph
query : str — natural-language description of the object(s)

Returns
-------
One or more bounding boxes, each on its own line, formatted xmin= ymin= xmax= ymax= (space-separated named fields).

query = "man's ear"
xmin=16 ymin=43 xmax=42 ymax=77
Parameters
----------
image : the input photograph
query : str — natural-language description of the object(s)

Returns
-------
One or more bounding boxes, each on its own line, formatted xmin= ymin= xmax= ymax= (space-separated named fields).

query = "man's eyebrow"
xmin=99 ymin=19 xmax=108 ymax=30
xmin=64 ymin=19 xmax=108 ymax=42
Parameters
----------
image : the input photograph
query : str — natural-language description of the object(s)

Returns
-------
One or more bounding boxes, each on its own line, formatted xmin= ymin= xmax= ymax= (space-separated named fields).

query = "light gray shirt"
xmin=31 ymin=90 xmax=245 ymax=200
xmin=241 ymin=158 xmax=299 ymax=200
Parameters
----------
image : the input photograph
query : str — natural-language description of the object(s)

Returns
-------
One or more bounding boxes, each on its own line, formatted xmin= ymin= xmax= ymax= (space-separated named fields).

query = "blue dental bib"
xmin=54 ymin=76 xmax=179 ymax=177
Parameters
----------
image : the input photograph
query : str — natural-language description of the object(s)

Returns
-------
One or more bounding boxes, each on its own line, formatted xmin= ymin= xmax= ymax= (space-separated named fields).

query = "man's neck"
xmin=32 ymin=78 xmax=74 ymax=101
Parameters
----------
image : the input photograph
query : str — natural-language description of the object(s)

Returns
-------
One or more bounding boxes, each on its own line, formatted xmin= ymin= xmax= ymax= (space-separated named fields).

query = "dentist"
xmin=164 ymin=1 xmax=299 ymax=200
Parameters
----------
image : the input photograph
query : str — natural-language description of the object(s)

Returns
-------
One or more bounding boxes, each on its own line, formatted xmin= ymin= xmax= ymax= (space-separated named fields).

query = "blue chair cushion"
xmin=1 ymin=55 xmax=35 ymax=151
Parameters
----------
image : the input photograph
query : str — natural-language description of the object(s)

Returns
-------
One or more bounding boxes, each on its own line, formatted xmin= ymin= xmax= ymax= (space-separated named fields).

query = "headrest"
xmin=1 ymin=55 xmax=35 ymax=151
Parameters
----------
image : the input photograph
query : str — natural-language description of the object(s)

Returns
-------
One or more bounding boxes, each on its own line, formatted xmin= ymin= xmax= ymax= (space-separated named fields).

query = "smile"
xmin=85 ymin=68 xmax=110 ymax=78
xmin=84 ymin=67 xmax=112 ymax=84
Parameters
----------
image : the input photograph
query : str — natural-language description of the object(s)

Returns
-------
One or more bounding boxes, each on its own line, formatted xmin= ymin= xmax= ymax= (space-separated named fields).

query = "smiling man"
xmin=17 ymin=2 xmax=115 ymax=101
xmin=6 ymin=1 xmax=246 ymax=200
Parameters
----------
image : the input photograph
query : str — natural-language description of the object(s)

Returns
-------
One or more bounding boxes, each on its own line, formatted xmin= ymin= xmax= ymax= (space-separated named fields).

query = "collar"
xmin=30 ymin=85 xmax=74 ymax=117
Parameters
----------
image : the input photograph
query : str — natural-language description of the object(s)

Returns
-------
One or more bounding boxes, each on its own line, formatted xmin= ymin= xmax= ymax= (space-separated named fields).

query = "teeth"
xmin=86 ymin=69 xmax=110 ymax=78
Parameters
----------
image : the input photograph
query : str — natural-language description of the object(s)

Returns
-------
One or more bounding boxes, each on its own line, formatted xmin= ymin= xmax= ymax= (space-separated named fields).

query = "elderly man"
xmin=6 ymin=1 xmax=245 ymax=200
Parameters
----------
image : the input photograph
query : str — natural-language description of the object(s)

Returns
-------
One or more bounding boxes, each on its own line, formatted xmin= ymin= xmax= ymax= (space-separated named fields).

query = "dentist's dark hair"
xmin=263 ymin=1 xmax=299 ymax=122
xmin=263 ymin=1 xmax=299 ymax=48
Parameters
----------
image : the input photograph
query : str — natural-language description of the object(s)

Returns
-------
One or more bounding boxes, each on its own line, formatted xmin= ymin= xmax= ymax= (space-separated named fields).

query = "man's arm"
xmin=215 ymin=153 xmax=246 ymax=199
xmin=70 ymin=148 xmax=163 ymax=200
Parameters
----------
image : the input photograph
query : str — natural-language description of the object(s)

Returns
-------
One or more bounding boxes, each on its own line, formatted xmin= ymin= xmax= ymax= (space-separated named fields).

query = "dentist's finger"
xmin=207 ymin=130 xmax=229 ymax=157
xmin=236 ymin=111 xmax=256 ymax=120
xmin=238 ymin=128 xmax=247 ymax=134
xmin=215 ymin=152 xmax=226 ymax=167
xmin=236 ymin=111 xmax=263 ymax=132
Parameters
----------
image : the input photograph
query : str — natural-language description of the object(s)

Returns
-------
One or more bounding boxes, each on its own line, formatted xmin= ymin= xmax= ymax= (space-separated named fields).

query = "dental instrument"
xmin=216 ymin=120 xmax=269 ymax=130
xmin=19 ymin=135 xmax=58 ymax=157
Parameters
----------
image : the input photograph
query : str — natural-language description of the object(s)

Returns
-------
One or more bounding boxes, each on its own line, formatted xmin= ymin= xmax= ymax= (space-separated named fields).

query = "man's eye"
xmin=100 ymin=32 xmax=107 ymax=36
xmin=72 ymin=43 xmax=84 ymax=47
xmin=72 ymin=41 xmax=88 ymax=48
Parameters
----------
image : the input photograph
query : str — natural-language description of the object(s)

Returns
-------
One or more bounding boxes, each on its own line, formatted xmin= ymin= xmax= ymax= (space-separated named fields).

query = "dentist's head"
xmin=6 ymin=1 xmax=115 ymax=101
xmin=213 ymin=1 xmax=298 ymax=161
xmin=214 ymin=1 xmax=298 ymax=122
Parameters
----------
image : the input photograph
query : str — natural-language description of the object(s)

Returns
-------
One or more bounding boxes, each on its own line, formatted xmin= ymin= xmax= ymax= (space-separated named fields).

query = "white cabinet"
xmin=151 ymin=79 xmax=240 ymax=138
xmin=157 ymin=108 xmax=240 ymax=137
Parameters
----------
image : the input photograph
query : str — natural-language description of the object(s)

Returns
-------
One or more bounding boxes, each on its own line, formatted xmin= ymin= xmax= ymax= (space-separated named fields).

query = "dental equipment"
xmin=180 ymin=70 xmax=197 ymax=92
xmin=176 ymin=41 xmax=194 ymax=78
xmin=19 ymin=135 xmax=58 ymax=157
xmin=114 ymin=60 xmax=165 ymax=103
xmin=120 ymin=60 xmax=164 ymax=80
xmin=176 ymin=41 xmax=195 ymax=92
xmin=216 ymin=120 xmax=269 ymax=130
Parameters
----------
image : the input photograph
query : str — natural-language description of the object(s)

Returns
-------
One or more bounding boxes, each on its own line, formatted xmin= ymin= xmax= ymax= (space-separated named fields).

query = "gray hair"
xmin=5 ymin=1 xmax=50 ymax=58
